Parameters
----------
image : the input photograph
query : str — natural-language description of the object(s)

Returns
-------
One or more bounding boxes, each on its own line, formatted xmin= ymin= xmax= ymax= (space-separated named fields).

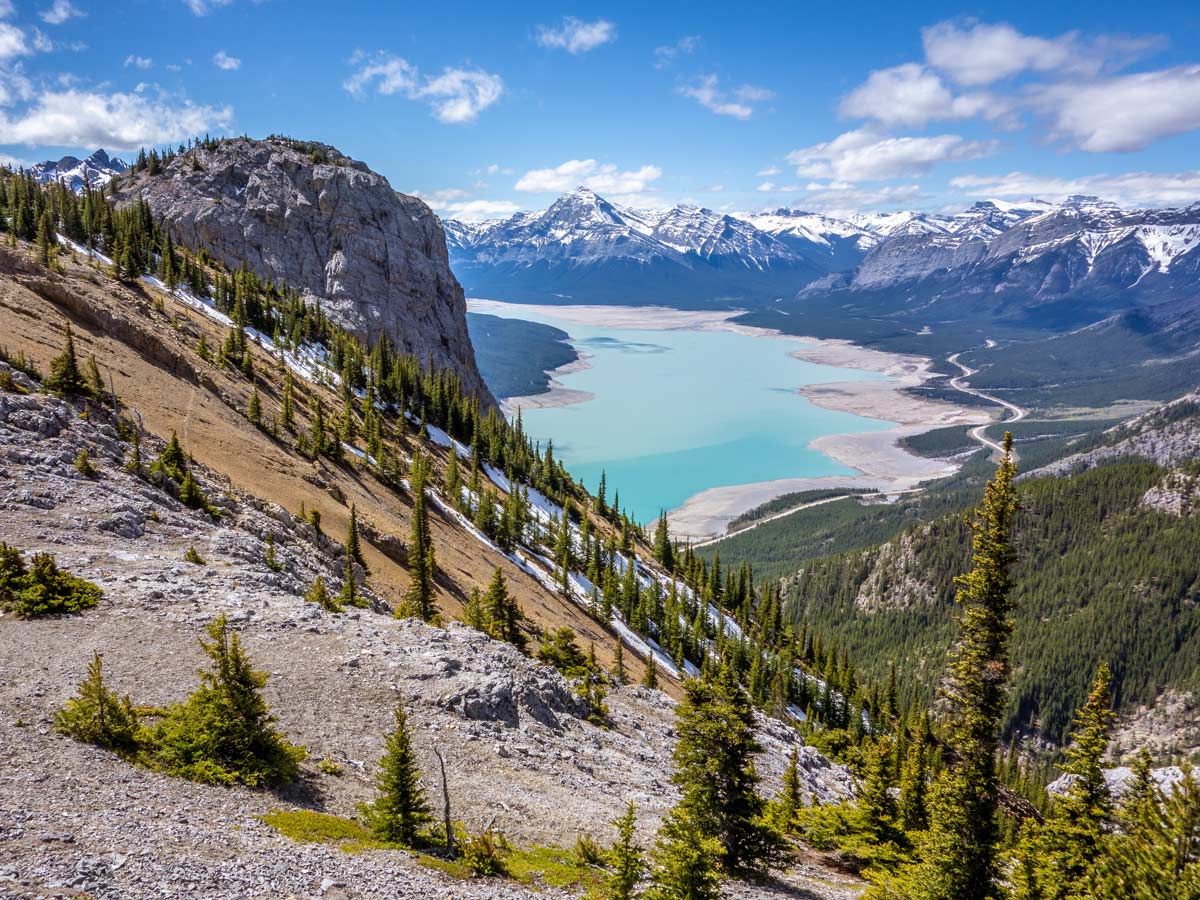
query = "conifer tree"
xmin=45 ymin=324 xmax=93 ymax=399
xmin=304 ymin=575 xmax=340 ymax=613
xmin=613 ymin=641 xmax=627 ymax=684
xmin=264 ymin=533 xmax=283 ymax=573
xmin=154 ymin=430 xmax=187 ymax=483
xmin=654 ymin=511 xmax=674 ymax=571
xmin=773 ymin=747 xmax=803 ymax=833
xmin=606 ymin=801 xmax=645 ymax=900
xmin=899 ymin=728 xmax=929 ymax=832
xmin=403 ymin=462 xmax=437 ymax=622
xmin=445 ymin=448 xmax=461 ymax=507
xmin=247 ymin=385 xmax=261 ymax=425
xmin=281 ymin=370 xmax=295 ymax=430
xmin=36 ymin=207 xmax=53 ymax=266
xmin=646 ymin=808 xmax=722 ymax=900
xmin=345 ymin=503 xmax=369 ymax=574
xmin=1014 ymin=665 xmax=1116 ymax=900
xmin=336 ymin=555 xmax=365 ymax=609
xmin=643 ymin=654 xmax=658 ymax=690
xmin=178 ymin=468 xmax=209 ymax=512
xmin=484 ymin=566 xmax=525 ymax=651
xmin=54 ymin=651 xmax=139 ymax=756
xmin=151 ymin=615 xmax=303 ymax=786
xmin=360 ymin=693 xmax=433 ymax=847
xmin=85 ymin=353 xmax=104 ymax=398
xmin=904 ymin=434 xmax=1019 ymax=900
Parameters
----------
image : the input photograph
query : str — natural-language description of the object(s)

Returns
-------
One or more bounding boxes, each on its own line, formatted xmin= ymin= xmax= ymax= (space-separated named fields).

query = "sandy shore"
xmin=500 ymin=353 xmax=596 ymax=414
xmin=468 ymin=298 xmax=994 ymax=541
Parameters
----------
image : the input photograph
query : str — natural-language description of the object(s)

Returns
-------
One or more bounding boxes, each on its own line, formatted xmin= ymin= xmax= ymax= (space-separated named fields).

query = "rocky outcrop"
xmin=113 ymin=138 xmax=494 ymax=406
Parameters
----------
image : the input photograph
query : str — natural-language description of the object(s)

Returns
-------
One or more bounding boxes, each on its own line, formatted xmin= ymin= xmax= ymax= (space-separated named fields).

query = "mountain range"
xmin=29 ymin=149 xmax=129 ymax=192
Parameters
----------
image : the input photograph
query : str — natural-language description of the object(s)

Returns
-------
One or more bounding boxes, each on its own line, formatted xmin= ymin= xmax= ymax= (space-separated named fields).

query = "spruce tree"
xmin=773 ymin=746 xmax=803 ymax=833
xmin=151 ymin=615 xmax=303 ymax=786
xmin=402 ymin=464 xmax=437 ymax=622
xmin=613 ymin=641 xmax=627 ymax=684
xmin=904 ymin=434 xmax=1019 ymax=900
xmin=606 ymin=801 xmax=645 ymax=900
xmin=445 ymin=449 xmax=461 ymax=507
xmin=898 ymin=728 xmax=929 ymax=832
xmin=1014 ymin=665 xmax=1116 ymax=900
xmin=646 ymin=808 xmax=722 ymax=900
xmin=54 ymin=651 xmax=139 ymax=756
xmin=36 ymin=208 xmax=53 ymax=266
xmin=304 ymin=575 xmax=340 ymax=613
xmin=484 ymin=566 xmax=525 ymax=651
xmin=45 ymin=324 xmax=93 ymax=399
xmin=247 ymin=385 xmax=261 ymax=425
xmin=345 ymin=503 xmax=369 ymax=574
xmin=654 ymin=511 xmax=674 ymax=571
xmin=643 ymin=654 xmax=658 ymax=690
xmin=360 ymin=693 xmax=433 ymax=847
xmin=281 ymin=370 xmax=295 ymax=430
xmin=154 ymin=430 xmax=187 ymax=483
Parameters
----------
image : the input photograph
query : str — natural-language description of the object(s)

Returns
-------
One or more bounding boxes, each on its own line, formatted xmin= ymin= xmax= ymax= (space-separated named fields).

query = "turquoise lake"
xmin=477 ymin=304 xmax=896 ymax=525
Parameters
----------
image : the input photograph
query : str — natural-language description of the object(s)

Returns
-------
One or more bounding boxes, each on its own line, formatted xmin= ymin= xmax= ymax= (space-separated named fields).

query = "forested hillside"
xmin=781 ymin=454 xmax=1200 ymax=749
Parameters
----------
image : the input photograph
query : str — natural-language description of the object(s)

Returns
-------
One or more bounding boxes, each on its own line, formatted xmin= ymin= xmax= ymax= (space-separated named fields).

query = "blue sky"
xmin=2 ymin=0 xmax=1200 ymax=219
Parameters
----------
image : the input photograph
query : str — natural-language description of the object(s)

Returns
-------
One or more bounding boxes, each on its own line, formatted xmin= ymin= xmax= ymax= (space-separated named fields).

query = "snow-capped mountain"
xmin=30 ymin=149 xmax=129 ymax=192
xmin=445 ymin=188 xmax=824 ymax=306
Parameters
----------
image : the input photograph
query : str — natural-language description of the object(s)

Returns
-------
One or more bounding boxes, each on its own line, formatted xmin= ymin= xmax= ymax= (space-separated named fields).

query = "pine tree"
xmin=899 ymin=728 xmax=929 ymax=832
xmin=856 ymin=739 xmax=903 ymax=845
xmin=904 ymin=434 xmax=1019 ymax=900
xmin=773 ymin=746 xmax=803 ymax=833
xmin=402 ymin=464 xmax=437 ymax=622
xmin=45 ymin=324 xmax=94 ymax=399
xmin=150 ymin=615 xmax=303 ymax=786
xmin=53 ymin=651 xmax=139 ymax=755
xmin=345 ymin=503 xmax=369 ymax=575
xmin=281 ymin=370 xmax=295 ymax=430
xmin=247 ymin=385 xmax=261 ymax=425
xmin=1014 ymin=665 xmax=1117 ymax=900
xmin=178 ymin=468 xmax=209 ymax=512
xmin=264 ymin=534 xmax=283 ymax=573
xmin=606 ymin=801 xmax=645 ymax=900
xmin=337 ymin=555 xmax=365 ymax=609
xmin=484 ymin=567 xmax=525 ymax=651
xmin=360 ymin=694 xmax=433 ymax=847
xmin=154 ymin=430 xmax=188 ymax=483
xmin=613 ymin=641 xmax=627 ymax=684
xmin=85 ymin=353 xmax=105 ymax=398
xmin=304 ymin=575 xmax=340 ymax=613
xmin=36 ymin=208 xmax=53 ymax=266
xmin=654 ymin=511 xmax=674 ymax=571
xmin=445 ymin=449 xmax=461 ymax=507
xmin=643 ymin=654 xmax=659 ymax=690
xmin=646 ymin=808 xmax=723 ymax=900
xmin=668 ymin=672 xmax=780 ymax=874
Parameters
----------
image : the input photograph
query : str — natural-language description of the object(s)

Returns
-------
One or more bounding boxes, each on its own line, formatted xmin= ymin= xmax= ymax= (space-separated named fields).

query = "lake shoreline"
xmin=467 ymin=298 xmax=993 ymax=541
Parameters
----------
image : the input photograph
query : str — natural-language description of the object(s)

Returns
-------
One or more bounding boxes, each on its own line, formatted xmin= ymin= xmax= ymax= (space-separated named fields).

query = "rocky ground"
xmin=0 ymin=384 xmax=858 ymax=899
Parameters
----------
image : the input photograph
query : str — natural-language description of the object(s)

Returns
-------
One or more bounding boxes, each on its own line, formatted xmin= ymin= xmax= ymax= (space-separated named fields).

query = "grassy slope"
xmin=0 ymin=242 xmax=661 ymax=689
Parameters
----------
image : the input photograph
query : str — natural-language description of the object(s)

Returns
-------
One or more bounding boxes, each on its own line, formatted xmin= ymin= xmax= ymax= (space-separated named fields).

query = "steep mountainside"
xmin=776 ymin=396 xmax=1200 ymax=754
xmin=112 ymin=137 xmax=494 ymax=405
xmin=30 ymin=149 xmax=129 ymax=192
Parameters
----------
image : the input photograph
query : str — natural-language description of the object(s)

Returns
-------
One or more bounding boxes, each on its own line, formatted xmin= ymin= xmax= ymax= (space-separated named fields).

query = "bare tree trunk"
xmin=434 ymin=746 xmax=454 ymax=859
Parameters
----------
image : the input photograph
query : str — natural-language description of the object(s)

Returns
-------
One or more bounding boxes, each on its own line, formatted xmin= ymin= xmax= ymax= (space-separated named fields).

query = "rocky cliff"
xmin=113 ymin=137 xmax=494 ymax=405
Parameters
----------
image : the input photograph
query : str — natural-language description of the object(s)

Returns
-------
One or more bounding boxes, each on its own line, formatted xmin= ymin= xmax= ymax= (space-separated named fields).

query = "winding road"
xmin=947 ymin=344 xmax=1027 ymax=457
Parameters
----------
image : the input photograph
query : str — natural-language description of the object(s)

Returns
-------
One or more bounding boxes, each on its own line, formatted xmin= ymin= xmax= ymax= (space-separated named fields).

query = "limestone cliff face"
xmin=114 ymin=137 xmax=494 ymax=405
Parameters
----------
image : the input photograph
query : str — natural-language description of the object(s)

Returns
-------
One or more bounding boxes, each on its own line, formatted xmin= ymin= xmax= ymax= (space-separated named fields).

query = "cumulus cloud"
xmin=212 ymin=50 xmax=240 ymax=71
xmin=40 ymin=0 xmax=84 ymax=24
xmin=786 ymin=129 xmax=994 ymax=182
xmin=1031 ymin=65 xmax=1200 ymax=153
xmin=654 ymin=35 xmax=701 ymax=69
xmin=124 ymin=55 xmax=153 ymax=69
xmin=799 ymin=181 xmax=924 ymax=216
xmin=840 ymin=63 xmax=1011 ymax=128
xmin=344 ymin=51 xmax=503 ymax=124
xmin=922 ymin=20 xmax=1082 ymax=86
xmin=0 ymin=87 xmax=233 ymax=149
xmin=535 ymin=17 xmax=616 ymax=54
xmin=951 ymin=170 xmax=1200 ymax=208
xmin=0 ymin=22 xmax=30 ymax=60
xmin=514 ymin=158 xmax=662 ymax=195
xmin=679 ymin=74 xmax=772 ymax=119
xmin=756 ymin=164 xmax=780 ymax=177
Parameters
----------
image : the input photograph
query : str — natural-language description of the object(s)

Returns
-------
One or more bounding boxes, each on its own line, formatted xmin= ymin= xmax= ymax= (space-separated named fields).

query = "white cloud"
xmin=0 ymin=22 xmax=29 ymax=60
xmin=702 ymin=184 xmax=724 ymax=192
xmin=0 ymin=87 xmax=233 ymax=149
xmin=1031 ymin=66 xmax=1200 ymax=153
xmin=840 ymin=63 xmax=1011 ymax=128
xmin=414 ymin=187 xmax=470 ymax=205
xmin=756 ymin=164 xmax=779 ymax=176
xmin=679 ymin=74 xmax=772 ymax=119
xmin=184 ymin=0 xmax=232 ymax=15
xmin=786 ymin=128 xmax=994 ymax=182
xmin=212 ymin=49 xmax=240 ymax=71
xmin=515 ymin=158 xmax=662 ymax=195
xmin=0 ymin=1 xmax=14 ymax=18
xmin=124 ymin=54 xmax=153 ymax=69
xmin=755 ymin=181 xmax=802 ymax=193
xmin=654 ymin=35 xmax=701 ymax=69
xmin=344 ymin=51 xmax=503 ymax=124
xmin=440 ymin=199 xmax=520 ymax=222
xmin=922 ymin=20 xmax=1081 ymax=86
xmin=951 ymin=170 xmax=1200 ymax=208
xmin=40 ymin=0 xmax=84 ymax=24
xmin=535 ymin=17 xmax=616 ymax=54
xmin=799 ymin=182 xmax=924 ymax=216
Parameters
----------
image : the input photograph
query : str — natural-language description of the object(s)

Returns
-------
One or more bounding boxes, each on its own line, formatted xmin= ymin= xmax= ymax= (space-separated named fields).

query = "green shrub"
xmin=74 ymin=449 xmax=98 ymax=477
xmin=574 ymin=832 xmax=607 ymax=868
xmin=183 ymin=545 xmax=206 ymax=565
xmin=54 ymin=652 xmax=140 ymax=756
xmin=0 ymin=543 xmax=102 ymax=618
xmin=148 ymin=615 xmax=305 ymax=787
xmin=460 ymin=829 xmax=508 ymax=877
